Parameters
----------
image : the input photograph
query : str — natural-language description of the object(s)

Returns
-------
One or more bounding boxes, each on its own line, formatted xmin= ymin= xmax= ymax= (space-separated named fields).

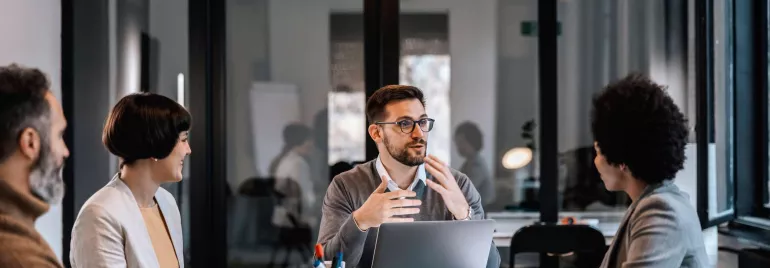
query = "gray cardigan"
xmin=317 ymin=160 xmax=501 ymax=268
xmin=600 ymin=181 xmax=709 ymax=268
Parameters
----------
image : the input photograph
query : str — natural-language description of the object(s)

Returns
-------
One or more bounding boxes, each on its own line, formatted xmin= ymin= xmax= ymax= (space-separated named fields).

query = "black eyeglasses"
xmin=376 ymin=118 xmax=435 ymax=134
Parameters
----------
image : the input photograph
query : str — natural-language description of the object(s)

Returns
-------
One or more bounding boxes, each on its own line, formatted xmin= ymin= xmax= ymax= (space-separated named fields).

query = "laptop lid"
xmin=371 ymin=220 xmax=495 ymax=268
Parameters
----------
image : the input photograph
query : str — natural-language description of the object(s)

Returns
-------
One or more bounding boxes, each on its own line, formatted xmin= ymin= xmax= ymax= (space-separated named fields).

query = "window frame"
xmin=697 ymin=0 xmax=740 ymax=228
xmin=730 ymin=0 xmax=770 ymax=229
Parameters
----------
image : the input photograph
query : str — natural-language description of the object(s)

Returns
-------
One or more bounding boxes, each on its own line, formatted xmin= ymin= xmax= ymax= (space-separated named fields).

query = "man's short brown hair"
xmin=365 ymin=85 xmax=425 ymax=124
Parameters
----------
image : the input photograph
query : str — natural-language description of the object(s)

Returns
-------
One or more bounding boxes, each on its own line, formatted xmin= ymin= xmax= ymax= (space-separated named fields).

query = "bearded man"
xmin=316 ymin=85 xmax=500 ymax=268
xmin=0 ymin=64 xmax=70 ymax=268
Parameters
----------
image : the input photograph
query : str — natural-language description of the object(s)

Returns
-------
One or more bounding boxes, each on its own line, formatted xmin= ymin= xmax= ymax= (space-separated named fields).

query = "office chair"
xmin=237 ymin=177 xmax=278 ymax=244
xmin=509 ymin=223 xmax=607 ymax=268
xmin=238 ymin=178 xmax=313 ymax=268
xmin=330 ymin=161 xmax=354 ymax=183
xmin=268 ymin=178 xmax=313 ymax=268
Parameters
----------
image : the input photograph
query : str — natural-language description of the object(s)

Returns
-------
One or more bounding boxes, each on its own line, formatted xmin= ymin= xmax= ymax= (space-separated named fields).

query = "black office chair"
xmin=330 ymin=161 xmax=354 ymax=183
xmin=268 ymin=178 xmax=313 ymax=268
xmin=509 ymin=223 xmax=607 ymax=268
xmin=237 ymin=177 xmax=278 ymax=243
xmin=238 ymin=178 xmax=313 ymax=268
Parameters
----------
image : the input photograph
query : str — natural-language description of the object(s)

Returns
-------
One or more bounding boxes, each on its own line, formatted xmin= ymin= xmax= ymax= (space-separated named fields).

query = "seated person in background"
xmin=317 ymin=85 xmax=500 ymax=268
xmin=454 ymin=121 xmax=495 ymax=207
xmin=270 ymin=123 xmax=318 ymax=229
xmin=592 ymin=74 xmax=708 ymax=268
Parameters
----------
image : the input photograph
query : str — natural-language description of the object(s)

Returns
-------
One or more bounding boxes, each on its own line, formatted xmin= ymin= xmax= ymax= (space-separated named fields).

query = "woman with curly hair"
xmin=593 ymin=74 xmax=708 ymax=268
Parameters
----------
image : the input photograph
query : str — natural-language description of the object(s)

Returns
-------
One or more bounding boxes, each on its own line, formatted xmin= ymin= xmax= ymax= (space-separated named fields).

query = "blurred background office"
xmin=2 ymin=0 xmax=769 ymax=267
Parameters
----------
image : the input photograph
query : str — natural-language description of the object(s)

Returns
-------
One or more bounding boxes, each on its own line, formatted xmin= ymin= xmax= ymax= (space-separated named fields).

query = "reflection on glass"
xmin=456 ymin=122 xmax=496 ymax=207
xmin=226 ymin=0 xmax=339 ymax=266
xmin=328 ymin=92 xmax=365 ymax=165
xmin=329 ymin=13 xmax=366 ymax=167
xmin=390 ymin=2 xmax=544 ymax=215
xmin=557 ymin=0 xmax=648 ymax=213
xmin=400 ymin=55 xmax=451 ymax=164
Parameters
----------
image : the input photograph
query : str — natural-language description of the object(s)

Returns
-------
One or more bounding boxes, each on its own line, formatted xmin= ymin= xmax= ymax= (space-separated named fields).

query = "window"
xmin=399 ymin=54 xmax=452 ymax=163
xmin=328 ymin=14 xmax=452 ymax=166
xmin=224 ymin=2 xmax=364 ymax=266
xmin=730 ymin=0 xmax=770 ymax=226
xmin=330 ymin=14 xmax=366 ymax=164
xmin=766 ymin=0 xmax=770 ymax=211
xmin=708 ymin=0 xmax=736 ymax=223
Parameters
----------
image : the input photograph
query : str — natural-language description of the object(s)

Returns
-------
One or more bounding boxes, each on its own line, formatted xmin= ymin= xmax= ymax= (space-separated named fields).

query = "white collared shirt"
xmin=375 ymin=156 xmax=426 ymax=192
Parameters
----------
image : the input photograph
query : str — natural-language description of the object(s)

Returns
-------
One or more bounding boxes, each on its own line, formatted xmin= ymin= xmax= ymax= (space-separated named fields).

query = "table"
xmin=488 ymin=211 xmax=624 ymax=247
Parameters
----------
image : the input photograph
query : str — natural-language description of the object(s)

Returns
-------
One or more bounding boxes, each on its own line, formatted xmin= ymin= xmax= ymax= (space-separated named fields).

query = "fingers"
xmin=426 ymin=179 xmax=448 ymax=195
xmin=374 ymin=175 xmax=389 ymax=193
xmin=387 ymin=207 xmax=421 ymax=216
xmin=425 ymin=156 xmax=458 ymax=189
xmin=424 ymin=162 xmax=448 ymax=185
xmin=426 ymin=155 xmax=454 ymax=179
xmin=384 ymin=217 xmax=415 ymax=223
xmin=384 ymin=189 xmax=416 ymax=199
xmin=387 ymin=198 xmax=422 ymax=208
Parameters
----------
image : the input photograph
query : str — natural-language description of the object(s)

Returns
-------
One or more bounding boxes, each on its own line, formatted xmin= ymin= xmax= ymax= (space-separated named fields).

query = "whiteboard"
xmin=249 ymin=82 xmax=301 ymax=177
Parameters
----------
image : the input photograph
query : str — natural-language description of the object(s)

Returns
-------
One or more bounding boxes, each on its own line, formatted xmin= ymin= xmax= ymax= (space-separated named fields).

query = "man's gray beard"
xmin=29 ymin=142 xmax=65 ymax=204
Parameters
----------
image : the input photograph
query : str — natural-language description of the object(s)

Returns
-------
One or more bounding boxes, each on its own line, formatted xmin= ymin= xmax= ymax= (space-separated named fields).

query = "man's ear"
xmin=368 ymin=124 xmax=382 ymax=143
xmin=17 ymin=127 xmax=41 ymax=161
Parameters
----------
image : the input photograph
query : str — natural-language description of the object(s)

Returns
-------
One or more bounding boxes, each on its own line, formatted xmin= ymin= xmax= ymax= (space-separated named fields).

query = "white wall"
xmin=0 ymin=0 xmax=63 ymax=259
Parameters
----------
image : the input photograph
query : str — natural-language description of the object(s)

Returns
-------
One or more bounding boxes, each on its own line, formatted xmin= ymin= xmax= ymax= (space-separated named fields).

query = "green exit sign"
xmin=521 ymin=21 xmax=562 ymax=36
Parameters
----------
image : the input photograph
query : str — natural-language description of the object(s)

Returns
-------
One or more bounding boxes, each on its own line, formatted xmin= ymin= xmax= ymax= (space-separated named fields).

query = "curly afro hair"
xmin=591 ymin=73 xmax=689 ymax=185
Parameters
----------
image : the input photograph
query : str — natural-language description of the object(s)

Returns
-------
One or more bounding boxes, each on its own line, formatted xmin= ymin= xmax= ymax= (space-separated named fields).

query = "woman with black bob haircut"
xmin=70 ymin=93 xmax=191 ymax=268
xmin=594 ymin=74 xmax=708 ymax=268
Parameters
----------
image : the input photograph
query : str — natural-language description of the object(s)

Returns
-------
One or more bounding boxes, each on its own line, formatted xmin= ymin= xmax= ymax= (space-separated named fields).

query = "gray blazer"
xmin=600 ymin=181 xmax=709 ymax=268
xmin=70 ymin=175 xmax=184 ymax=268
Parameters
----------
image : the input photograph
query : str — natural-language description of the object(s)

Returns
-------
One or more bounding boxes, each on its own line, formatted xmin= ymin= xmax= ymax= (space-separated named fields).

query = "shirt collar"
xmin=375 ymin=156 xmax=426 ymax=192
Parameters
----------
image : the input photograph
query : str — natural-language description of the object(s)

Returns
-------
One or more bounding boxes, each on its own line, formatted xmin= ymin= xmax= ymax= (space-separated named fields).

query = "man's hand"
xmin=352 ymin=176 xmax=422 ymax=231
xmin=424 ymin=155 xmax=471 ymax=220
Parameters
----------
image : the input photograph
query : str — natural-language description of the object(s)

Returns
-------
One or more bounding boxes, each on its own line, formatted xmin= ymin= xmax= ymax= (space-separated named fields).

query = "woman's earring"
xmin=153 ymin=158 xmax=158 ymax=162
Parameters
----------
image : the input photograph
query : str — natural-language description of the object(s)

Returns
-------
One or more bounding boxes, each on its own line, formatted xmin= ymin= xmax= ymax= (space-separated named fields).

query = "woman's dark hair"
xmin=365 ymin=85 xmax=425 ymax=124
xmin=103 ymin=93 xmax=191 ymax=167
xmin=268 ymin=123 xmax=312 ymax=176
xmin=591 ymin=73 xmax=689 ymax=184
xmin=455 ymin=121 xmax=483 ymax=152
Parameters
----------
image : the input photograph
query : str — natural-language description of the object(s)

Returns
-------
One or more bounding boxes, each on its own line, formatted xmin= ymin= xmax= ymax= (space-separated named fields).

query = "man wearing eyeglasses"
xmin=317 ymin=85 xmax=500 ymax=268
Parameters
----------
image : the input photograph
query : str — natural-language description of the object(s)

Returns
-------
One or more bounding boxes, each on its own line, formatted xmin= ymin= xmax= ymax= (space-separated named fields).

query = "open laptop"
xmin=371 ymin=220 xmax=495 ymax=268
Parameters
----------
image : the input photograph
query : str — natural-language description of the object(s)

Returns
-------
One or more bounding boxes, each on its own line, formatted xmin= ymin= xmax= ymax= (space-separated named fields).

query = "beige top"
xmin=140 ymin=202 xmax=179 ymax=268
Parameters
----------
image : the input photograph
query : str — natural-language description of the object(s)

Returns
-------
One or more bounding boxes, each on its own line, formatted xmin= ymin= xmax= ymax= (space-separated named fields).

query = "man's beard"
xmin=383 ymin=134 xmax=427 ymax=167
xmin=29 ymin=138 xmax=65 ymax=204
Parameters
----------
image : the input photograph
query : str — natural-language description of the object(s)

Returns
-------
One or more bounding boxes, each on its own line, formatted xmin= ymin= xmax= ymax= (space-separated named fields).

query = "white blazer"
xmin=70 ymin=174 xmax=184 ymax=268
